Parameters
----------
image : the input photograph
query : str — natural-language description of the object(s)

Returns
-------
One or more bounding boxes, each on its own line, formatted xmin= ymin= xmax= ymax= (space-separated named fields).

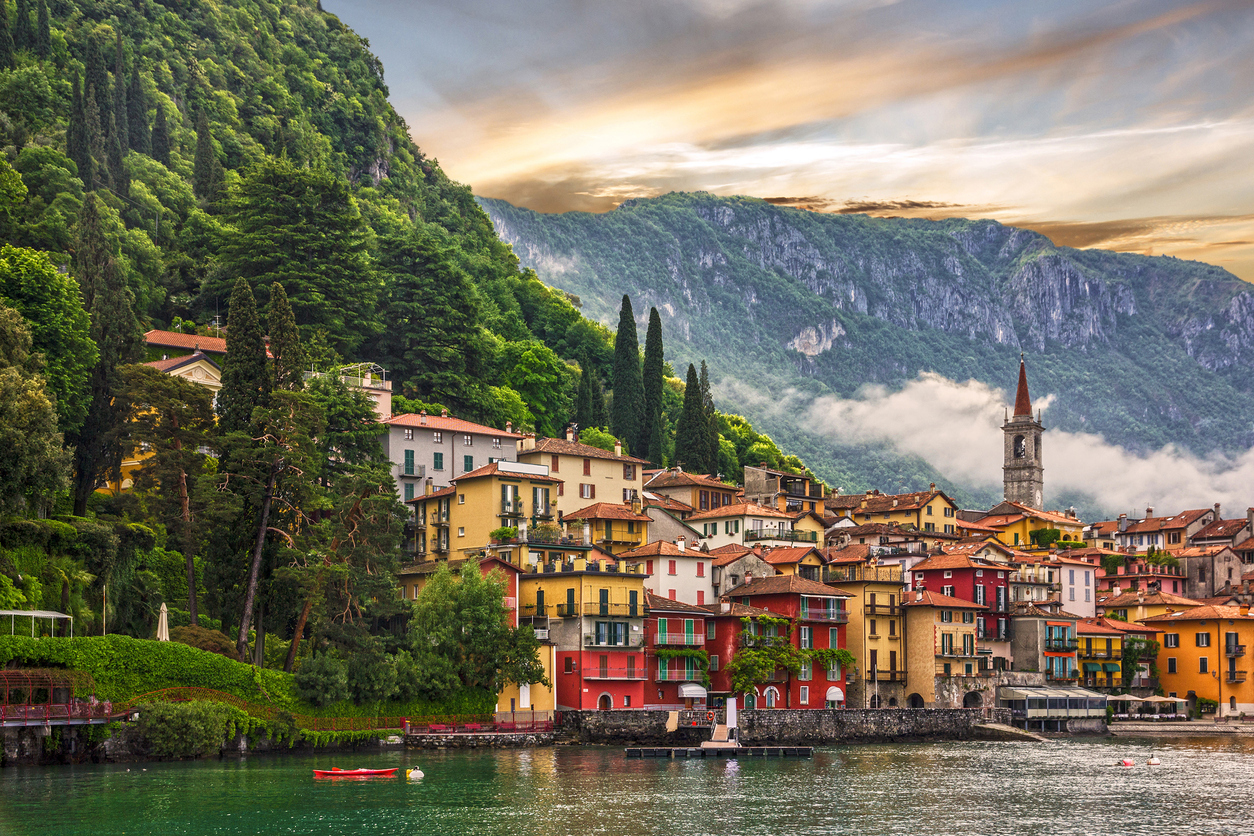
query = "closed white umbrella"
xmin=157 ymin=602 xmax=169 ymax=641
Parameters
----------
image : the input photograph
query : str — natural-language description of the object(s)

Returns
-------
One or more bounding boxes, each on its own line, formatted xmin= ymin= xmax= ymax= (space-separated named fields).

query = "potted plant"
xmin=489 ymin=526 xmax=518 ymax=544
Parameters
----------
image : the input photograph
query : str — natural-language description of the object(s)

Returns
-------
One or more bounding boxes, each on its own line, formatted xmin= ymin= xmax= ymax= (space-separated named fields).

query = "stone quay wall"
xmin=560 ymin=708 xmax=1011 ymax=746
xmin=404 ymin=732 xmax=555 ymax=749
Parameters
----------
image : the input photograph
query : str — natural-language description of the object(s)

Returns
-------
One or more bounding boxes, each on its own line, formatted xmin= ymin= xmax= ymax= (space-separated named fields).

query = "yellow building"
xmin=1076 ymin=620 xmax=1123 ymax=689
xmin=850 ymin=487 xmax=962 ymax=535
xmin=1144 ymin=605 xmax=1254 ymax=717
xmin=903 ymin=589 xmax=986 ymax=708
xmin=1097 ymin=588 xmax=1201 ymax=623
xmin=825 ymin=561 xmax=907 ymax=708
xmin=971 ymin=501 xmax=1084 ymax=548
xmin=761 ymin=546 xmax=826 ymax=580
xmin=516 ymin=432 xmax=648 ymax=518
xmin=561 ymin=501 xmax=651 ymax=555
xmin=642 ymin=468 xmax=739 ymax=513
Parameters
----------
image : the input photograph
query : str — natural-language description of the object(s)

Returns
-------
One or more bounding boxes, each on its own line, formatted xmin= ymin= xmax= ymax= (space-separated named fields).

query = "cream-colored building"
xmin=516 ymin=432 xmax=647 ymax=518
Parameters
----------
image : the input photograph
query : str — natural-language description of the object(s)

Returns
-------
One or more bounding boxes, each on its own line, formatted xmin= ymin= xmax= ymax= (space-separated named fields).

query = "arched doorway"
xmin=764 ymin=687 xmax=779 ymax=708
xmin=908 ymin=693 xmax=925 ymax=709
xmin=597 ymin=693 xmax=612 ymax=711
xmin=825 ymin=686 xmax=844 ymax=709
xmin=869 ymin=694 xmax=881 ymax=708
xmin=963 ymin=691 xmax=983 ymax=708
xmin=888 ymin=697 xmax=898 ymax=707
xmin=744 ymin=691 xmax=757 ymax=710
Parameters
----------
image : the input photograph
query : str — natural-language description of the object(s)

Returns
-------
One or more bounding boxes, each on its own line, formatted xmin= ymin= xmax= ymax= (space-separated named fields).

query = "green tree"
xmin=405 ymin=561 xmax=548 ymax=700
xmin=267 ymin=282 xmax=306 ymax=392
xmin=0 ymin=243 xmax=97 ymax=432
xmin=699 ymin=361 xmax=720 ymax=473
xmin=218 ymin=155 xmax=378 ymax=356
xmin=674 ymin=364 xmax=709 ymax=472
xmin=83 ymin=35 xmax=108 ymax=129
xmin=192 ymin=111 xmax=214 ymax=200
xmin=105 ymin=109 xmax=127 ymax=198
xmin=66 ymin=193 xmax=143 ymax=516
xmin=150 ymin=102 xmax=169 ymax=167
xmin=66 ymin=73 xmax=91 ymax=186
xmin=119 ymin=364 xmax=214 ymax=624
xmin=33 ymin=0 xmax=46 ymax=59
xmin=126 ymin=62 xmax=149 ymax=155
xmin=216 ymin=278 xmax=268 ymax=433
xmin=504 ymin=342 xmax=570 ymax=438
xmin=611 ymin=295 xmax=644 ymax=453
xmin=0 ymin=0 xmax=14 ymax=71
xmin=642 ymin=307 xmax=665 ymax=466
xmin=84 ymin=84 xmax=106 ymax=190
xmin=0 ymin=302 xmax=69 ymax=514
xmin=573 ymin=363 xmax=594 ymax=430
xmin=12 ymin=0 xmax=30 ymax=52
xmin=590 ymin=367 xmax=608 ymax=429
xmin=111 ymin=32 xmax=128 ymax=158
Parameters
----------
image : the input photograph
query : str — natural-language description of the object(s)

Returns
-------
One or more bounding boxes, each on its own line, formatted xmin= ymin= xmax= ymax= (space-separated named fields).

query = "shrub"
xmin=137 ymin=701 xmax=261 ymax=759
xmin=294 ymin=651 xmax=350 ymax=707
xmin=347 ymin=650 xmax=397 ymax=703
xmin=169 ymin=625 xmax=236 ymax=657
xmin=489 ymin=526 xmax=518 ymax=542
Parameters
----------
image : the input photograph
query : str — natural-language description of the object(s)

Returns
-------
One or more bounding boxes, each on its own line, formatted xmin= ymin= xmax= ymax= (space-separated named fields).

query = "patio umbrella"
xmin=156 ymin=602 xmax=169 ymax=641
xmin=1140 ymin=695 xmax=1181 ymax=703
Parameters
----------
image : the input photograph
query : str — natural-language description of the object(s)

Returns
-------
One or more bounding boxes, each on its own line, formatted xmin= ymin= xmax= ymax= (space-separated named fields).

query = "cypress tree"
xmin=217 ymin=278 xmax=269 ymax=433
xmin=112 ymin=32 xmax=129 ymax=156
xmin=0 ymin=1 xmax=15 ymax=70
xmin=84 ymin=84 xmax=105 ymax=190
xmin=34 ymin=0 xmax=47 ymax=59
xmin=590 ymin=368 xmax=608 ymax=430
xmin=267 ymin=282 xmax=306 ymax=392
xmin=610 ymin=294 xmax=645 ymax=454
xmin=151 ymin=103 xmax=170 ymax=166
xmin=573 ymin=364 xmax=593 ymax=430
xmin=12 ymin=0 xmax=31 ymax=52
xmin=192 ymin=111 xmax=214 ymax=199
xmin=673 ymin=364 xmax=707 ymax=473
xmin=699 ymin=360 xmax=720 ymax=474
xmin=106 ymin=109 xmax=127 ymax=197
xmin=66 ymin=193 xmax=144 ymax=516
xmin=127 ymin=61 xmax=149 ymax=154
xmin=67 ymin=73 xmax=86 ymax=179
xmin=641 ymin=306 xmax=665 ymax=467
xmin=647 ymin=409 xmax=665 ymax=470
xmin=84 ymin=35 xmax=109 ymax=128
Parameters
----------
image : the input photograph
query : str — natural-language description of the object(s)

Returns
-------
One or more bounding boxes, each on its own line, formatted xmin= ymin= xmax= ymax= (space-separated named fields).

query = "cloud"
xmin=721 ymin=372 xmax=1254 ymax=518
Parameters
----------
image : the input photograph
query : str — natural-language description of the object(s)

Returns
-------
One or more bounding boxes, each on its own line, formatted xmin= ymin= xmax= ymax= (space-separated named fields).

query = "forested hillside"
xmin=480 ymin=193 xmax=1254 ymax=506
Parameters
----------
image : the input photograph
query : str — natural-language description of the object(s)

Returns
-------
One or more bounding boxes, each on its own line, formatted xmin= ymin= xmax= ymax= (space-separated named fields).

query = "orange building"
xmin=1144 ymin=605 xmax=1254 ymax=717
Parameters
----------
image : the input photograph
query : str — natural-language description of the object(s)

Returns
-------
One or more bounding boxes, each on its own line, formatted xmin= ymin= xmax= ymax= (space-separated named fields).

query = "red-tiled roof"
xmin=620 ymin=540 xmax=698 ymax=559
xmin=564 ymin=502 xmax=650 ymax=522
xmin=645 ymin=469 xmax=737 ymax=491
xmin=1144 ymin=605 xmax=1254 ymax=623
xmin=821 ymin=544 xmax=873 ymax=564
xmin=143 ymin=351 xmax=220 ymax=373
xmin=1098 ymin=589 xmax=1201 ymax=609
xmin=687 ymin=502 xmax=793 ymax=522
xmin=855 ymin=490 xmax=953 ymax=515
xmin=643 ymin=493 xmax=694 ymax=513
xmin=996 ymin=502 xmax=1082 ymax=526
xmin=144 ymin=329 xmax=227 ymax=354
xmin=761 ymin=547 xmax=822 ymax=566
xmin=1235 ymin=536 xmax=1254 ymax=553
xmin=451 ymin=461 xmax=560 ymax=484
xmin=1192 ymin=519 xmax=1250 ymax=540
xmin=520 ymin=436 xmax=649 ymax=465
xmin=406 ymin=485 xmax=457 ymax=502
xmin=645 ymin=592 xmax=710 ymax=614
xmin=725 ymin=574 xmax=851 ymax=598
xmin=1080 ymin=616 xmax=1163 ymax=635
xmin=1122 ymin=508 xmax=1212 ymax=535
xmin=825 ymin=494 xmax=863 ymax=511
xmin=387 ymin=412 xmax=520 ymax=438
xmin=699 ymin=601 xmax=777 ymax=618
xmin=1076 ymin=619 xmax=1125 ymax=636
xmin=903 ymin=590 xmax=986 ymax=609
xmin=913 ymin=552 xmax=998 ymax=571
xmin=958 ymin=517 xmax=1011 ymax=532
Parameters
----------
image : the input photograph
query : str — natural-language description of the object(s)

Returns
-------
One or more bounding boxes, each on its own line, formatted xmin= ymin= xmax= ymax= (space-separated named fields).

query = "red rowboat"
xmin=313 ymin=767 xmax=398 ymax=778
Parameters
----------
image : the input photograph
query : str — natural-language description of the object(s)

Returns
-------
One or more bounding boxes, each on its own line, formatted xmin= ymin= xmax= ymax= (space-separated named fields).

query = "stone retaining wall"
xmin=404 ymin=732 xmax=555 ymax=749
xmin=560 ymin=708 xmax=1011 ymax=746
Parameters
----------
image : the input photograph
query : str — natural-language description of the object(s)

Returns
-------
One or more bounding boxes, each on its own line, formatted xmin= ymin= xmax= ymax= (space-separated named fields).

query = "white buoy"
xmin=408 ymin=767 xmax=424 ymax=780
xmin=1147 ymin=755 xmax=1161 ymax=766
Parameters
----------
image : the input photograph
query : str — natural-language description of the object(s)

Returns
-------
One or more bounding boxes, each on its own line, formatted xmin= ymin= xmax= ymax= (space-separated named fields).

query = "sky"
xmin=323 ymin=0 xmax=1254 ymax=281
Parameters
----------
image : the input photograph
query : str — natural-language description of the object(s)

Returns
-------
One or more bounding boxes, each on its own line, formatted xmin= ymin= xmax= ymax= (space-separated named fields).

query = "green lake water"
xmin=1 ymin=738 xmax=1251 ymax=836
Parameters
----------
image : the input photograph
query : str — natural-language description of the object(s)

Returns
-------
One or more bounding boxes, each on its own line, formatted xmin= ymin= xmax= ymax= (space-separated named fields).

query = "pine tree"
xmin=216 ymin=277 xmax=269 ymax=433
xmin=127 ymin=61 xmax=149 ymax=154
xmin=112 ymin=32 xmax=129 ymax=156
xmin=66 ymin=194 xmax=144 ymax=516
xmin=84 ymin=84 xmax=106 ymax=190
xmin=12 ymin=0 xmax=31 ymax=52
xmin=33 ymin=0 xmax=47 ymax=59
xmin=673 ymin=363 xmax=708 ymax=473
xmin=193 ymin=110 xmax=215 ymax=199
xmin=106 ymin=109 xmax=127 ymax=197
xmin=641 ymin=306 xmax=665 ymax=467
xmin=0 ymin=1 xmax=15 ymax=70
xmin=699 ymin=360 xmax=720 ymax=474
xmin=151 ymin=103 xmax=170 ymax=166
xmin=267 ymin=282 xmax=306 ymax=391
xmin=610 ymin=294 xmax=645 ymax=453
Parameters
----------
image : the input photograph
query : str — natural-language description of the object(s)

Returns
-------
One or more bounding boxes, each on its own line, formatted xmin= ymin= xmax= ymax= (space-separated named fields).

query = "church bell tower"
xmin=1003 ymin=356 xmax=1044 ymax=508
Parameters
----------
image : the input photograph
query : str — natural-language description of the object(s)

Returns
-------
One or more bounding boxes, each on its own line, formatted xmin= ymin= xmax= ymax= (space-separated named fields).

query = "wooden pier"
xmin=625 ymin=746 xmax=813 ymax=759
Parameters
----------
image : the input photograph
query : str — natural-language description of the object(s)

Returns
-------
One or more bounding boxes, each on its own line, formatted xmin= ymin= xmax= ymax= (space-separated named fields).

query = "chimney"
xmin=1118 ymin=514 xmax=1128 ymax=533
xmin=1146 ymin=507 xmax=1154 ymax=518
xmin=721 ymin=601 xmax=731 ymax=613
xmin=677 ymin=536 xmax=686 ymax=552
xmin=614 ymin=439 xmax=623 ymax=457
xmin=441 ymin=408 xmax=449 ymax=418
xmin=506 ymin=421 xmax=512 ymax=434
xmin=915 ymin=590 xmax=923 ymax=602
xmin=1242 ymin=603 xmax=1250 ymax=617
xmin=419 ymin=409 xmax=427 ymax=425
xmin=745 ymin=573 xmax=753 ymax=585
xmin=565 ymin=425 xmax=575 ymax=442
xmin=1248 ymin=507 xmax=1253 ymax=533
xmin=1215 ymin=502 xmax=1222 ymax=520
xmin=424 ymin=477 xmax=433 ymax=496
xmin=520 ymin=432 xmax=537 ymax=452
xmin=929 ymin=483 xmax=936 ymax=491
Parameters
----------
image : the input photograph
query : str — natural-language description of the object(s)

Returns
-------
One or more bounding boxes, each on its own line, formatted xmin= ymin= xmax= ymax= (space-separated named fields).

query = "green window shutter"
xmin=684 ymin=619 xmax=694 ymax=642
xmin=433 ymin=452 xmax=443 ymax=470
xmin=404 ymin=449 xmax=414 ymax=475
xmin=464 ymin=455 xmax=473 ymax=472
xmin=657 ymin=617 xmax=668 ymax=638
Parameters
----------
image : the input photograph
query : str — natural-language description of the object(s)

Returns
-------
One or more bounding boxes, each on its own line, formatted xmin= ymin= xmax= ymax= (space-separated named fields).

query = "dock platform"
xmin=625 ymin=746 xmax=813 ymax=759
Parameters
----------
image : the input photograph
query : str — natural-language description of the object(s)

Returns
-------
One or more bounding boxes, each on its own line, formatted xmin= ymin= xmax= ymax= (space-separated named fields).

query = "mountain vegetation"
xmin=480 ymin=192 xmax=1254 ymax=509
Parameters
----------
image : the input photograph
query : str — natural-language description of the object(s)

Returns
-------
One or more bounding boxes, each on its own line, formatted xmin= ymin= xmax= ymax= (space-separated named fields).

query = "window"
xmin=944 ymin=524 xmax=954 ymax=534
xmin=889 ymin=620 xmax=896 ymax=636
xmin=799 ymin=662 xmax=812 ymax=681
xmin=403 ymin=428 xmax=413 ymax=440
xmin=944 ymin=570 xmax=953 ymax=578
xmin=433 ymin=452 xmax=444 ymax=471
xmin=582 ymin=458 xmax=591 ymax=476
xmin=668 ymin=589 xmax=676 ymax=600
xmin=1199 ymin=657 xmax=1209 ymax=674
xmin=924 ymin=522 xmax=935 ymax=532
xmin=411 ymin=585 xmax=419 ymax=600
xmin=709 ymin=654 xmax=719 ymax=671
xmin=623 ymin=464 xmax=636 ymax=480
xmin=975 ymin=569 xmax=983 ymax=577
xmin=457 ymin=527 xmax=465 ymax=537
xmin=799 ymin=685 xmax=809 ymax=704
xmin=830 ymin=627 xmax=839 ymax=648
xmin=941 ymin=610 xmax=953 ymax=623
xmin=944 ymin=506 xmax=954 ymax=517
xmin=926 ymin=506 xmax=933 ymax=516
xmin=433 ymin=431 xmax=443 ymax=443
xmin=1196 ymin=632 xmax=1211 ymax=647
xmin=493 ymin=437 xmax=501 ymax=449
xmin=942 ymin=585 xmax=954 ymax=597
xmin=463 ymin=435 xmax=473 ymax=446
xmin=696 ymin=562 xmax=705 ymax=577
xmin=551 ymin=455 xmax=559 ymax=472
xmin=464 ymin=455 xmax=474 ymax=472
xmin=580 ymin=484 xmax=595 ymax=499
xmin=1069 ymin=587 xmax=1075 ymax=602
xmin=962 ymin=611 xmax=974 ymax=624
xmin=800 ymin=626 xmax=813 ymax=649
xmin=458 ymin=494 xmax=465 ymax=505
xmin=564 ymin=657 xmax=574 ymax=674
xmin=403 ymin=483 xmax=414 ymax=501
xmin=1167 ymin=657 xmax=1177 ymax=674
xmin=707 ymin=621 xmax=717 ymax=640
xmin=403 ymin=450 xmax=415 ymax=475
xmin=975 ymin=585 xmax=986 ymax=605
xmin=624 ymin=695 xmax=631 ymax=707
xmin=699 ymin=491 xmax=709 ymax=510
xmin=868 ymin=619 xmax=878 ymax=637
xmin=668 ymin=560 xmax=677 ymax=576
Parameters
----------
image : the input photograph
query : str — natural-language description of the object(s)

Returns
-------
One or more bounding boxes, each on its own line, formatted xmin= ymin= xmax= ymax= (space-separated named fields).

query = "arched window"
xmin=1013 ymin=435 xmax=1027 ymax=458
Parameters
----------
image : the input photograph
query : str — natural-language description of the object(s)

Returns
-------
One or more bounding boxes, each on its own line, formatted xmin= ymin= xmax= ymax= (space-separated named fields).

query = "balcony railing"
xmin=1045 ymin=638 xmax=1078 ymax=652
xmin=1227 ymin=670 xmax=1248 ymax=683
xmin=1226 ymin=644 xmax=1247 ymax=658
xmin=800 ymin=608 xmax=849 ymax=623
xmin=869 ymin=670 xmax=906 ymax=682
xmin=500 ymin=499 xmax=524 ymax=517
xmin=583 ymin=633 xmax=646 ymax=648
xmin=583 ymin=667 xmax=648 ymax=680
xmin=655 ymin=668 xmax=705 ymax=682
xmin=1045 ymin=670 xmax=1080 ymax=681
xmin=937 ymin=648 xmax=981 ymax=658
xmin=740 ymin=634 xmax=790 ymax=649
xmin=864 ymin=604 xmax=900 ymax=616
xmin=653 ymin=632 xmax=704 ymax=646
xmin=743 ymin=528 xmax=818 ymax=544
xmin=580 ymin=602 xmax=641 ymax=617
xmin=1077 ymin=649 xmax=1111 ymax=659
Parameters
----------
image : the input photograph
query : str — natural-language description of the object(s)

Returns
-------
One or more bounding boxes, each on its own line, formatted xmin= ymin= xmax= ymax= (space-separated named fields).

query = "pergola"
xmin=0 ymin=609 xmax=73 ymax=637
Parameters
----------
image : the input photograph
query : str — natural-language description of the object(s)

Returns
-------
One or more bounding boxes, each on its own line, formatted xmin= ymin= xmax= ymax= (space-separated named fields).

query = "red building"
xmin=643 ymin=593 xmax=710 ymax=708
xmin=718 ymin=574 xmax=853 ymax=709
xmin=909 ymin=552 xmax=1010 ymax=643
xmin=701 ymin=600 xmax=781 ymax=708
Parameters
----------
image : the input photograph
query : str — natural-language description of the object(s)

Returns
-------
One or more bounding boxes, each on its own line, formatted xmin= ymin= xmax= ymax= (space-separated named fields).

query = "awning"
xmin=1102 ymin=663 xmax=1121 ymax=672
xmin=678 ymin=683 xmax=707 ymax=699
xmin=1083 ymin=662 xmax=1100 ymax=672
xmin=825 ymin=686 xmax=844 ymax=702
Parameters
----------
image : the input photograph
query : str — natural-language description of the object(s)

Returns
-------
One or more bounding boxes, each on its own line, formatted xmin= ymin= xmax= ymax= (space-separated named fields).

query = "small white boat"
xmin=1119 ymin=758 xmax=1135 ymax=767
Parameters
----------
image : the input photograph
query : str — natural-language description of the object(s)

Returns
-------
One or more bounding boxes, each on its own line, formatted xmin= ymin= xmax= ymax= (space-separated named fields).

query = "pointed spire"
xmin=1013 ymin=354 xmax=1032 ymax=417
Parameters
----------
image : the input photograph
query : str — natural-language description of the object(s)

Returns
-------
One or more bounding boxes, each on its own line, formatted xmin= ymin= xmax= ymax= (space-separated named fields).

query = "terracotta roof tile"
xmin=451 ymin=461 xmax=561 ymax=484
xmin=1122 ymin=508 xmax=1212 ymax=535
xmin=724 ymin=574 xmax=852 ymax=598
xmin=386 ymin=412 xmax=520 ymax=437
xmin=645 ymin=469 xmax=737 ymax=491
xmin=620 ymin=540 xmax=698 ymax=559
xmin=645 ymin=592 xmax=710 ymax=614
xmin=563 ymin=502 xmax=651 ymax=522
xmin=699 ymin=601 xmax=778 ymax=618
xmin=761 ymin=547 xmax=822 ymax=566
xmin=687 ymin=501 xmax=794 ymax=522
xmin=522 ymin=436 xmax=649 ymax=464
xmin=643 ymin=493 xmax=694 ymax=513
xmin=406 ymin=485 xmax=457 ymax=502
xmin=1144 ymin=605 xmax=1254 ymax=623
xmin=903 ymin=590 xmax=986 ymax=609
xmin=855 ymin=490 xmax=952 ymax=514
xmin=144 ymin=329 xmax=227 ymax=354
xmin=1192 ymin=518 xmax=1250 ymax=540
xmin=1098 ymin=589 xmax=1201 ymax=608
xmin=1081 ymin=616 xmax=1163 ymax=635
xmin=821 ymin=544 xmax=873 ymax=564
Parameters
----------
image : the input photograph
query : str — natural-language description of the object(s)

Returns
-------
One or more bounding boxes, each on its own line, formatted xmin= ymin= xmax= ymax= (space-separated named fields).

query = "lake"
xmin=1 ymin=738 xmax=1250 ymax=836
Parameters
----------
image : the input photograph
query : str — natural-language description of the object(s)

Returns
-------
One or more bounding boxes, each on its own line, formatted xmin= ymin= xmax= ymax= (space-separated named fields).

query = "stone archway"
xmin=597 ymin=693 xmax=612 ymax=711
xmin=907 ymin=693 xmax=925 ymax=709
xmin=963 ymin=691 xmax=983 ymax=708
xmin=888 ymin=697 xmax=898 ymax=707
xmin=869 ymin=694 xmax=881 ymax=708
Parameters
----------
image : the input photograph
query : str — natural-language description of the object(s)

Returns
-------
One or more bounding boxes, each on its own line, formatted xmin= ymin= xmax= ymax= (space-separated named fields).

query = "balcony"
xmin=583 ymin=667 xmax=648 ymax=680
xmin=580 ymin=602 xmax=641 ymax=617
xmin=740 ymin=634 xmax=790 ymax=649
xmin=597 ymin=536 xmax=644 ymax=548
xmin=1045 ymin=670 xmax=1080 ymax=682
xmin=800 ymin=607 xmax=849 ymax=623
xmin=1045 ymin=638 xmax=1078 ymax=652
xmin=937 ymin=648 xmax=981 ymax=658
xmin=743 ymin=528 xmax=818 ymax=544
xmin=532 ymin=628 xmax=550 ymax=641
xmin=583 ymin=633 xmax=646 ymax=648
xmin=1226 ymin=644 xmax=1247 ymax=658
xmin=864 ymin=604 xmax=900 ymax=616
xmin=1227 ymin=670 xmax=1248 ymax=684
xmin=869 ymin=670 xmax=906 ymax=682
xmin=500 ymin=499 xmax=524 ymax=518
xmin=1077 ymin=649 xmax=1111 ymax=659
xmin=653 ymin=632 xmax=704 ymax=647
xmin=655 ymin=668 xmax=705 ymax=682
